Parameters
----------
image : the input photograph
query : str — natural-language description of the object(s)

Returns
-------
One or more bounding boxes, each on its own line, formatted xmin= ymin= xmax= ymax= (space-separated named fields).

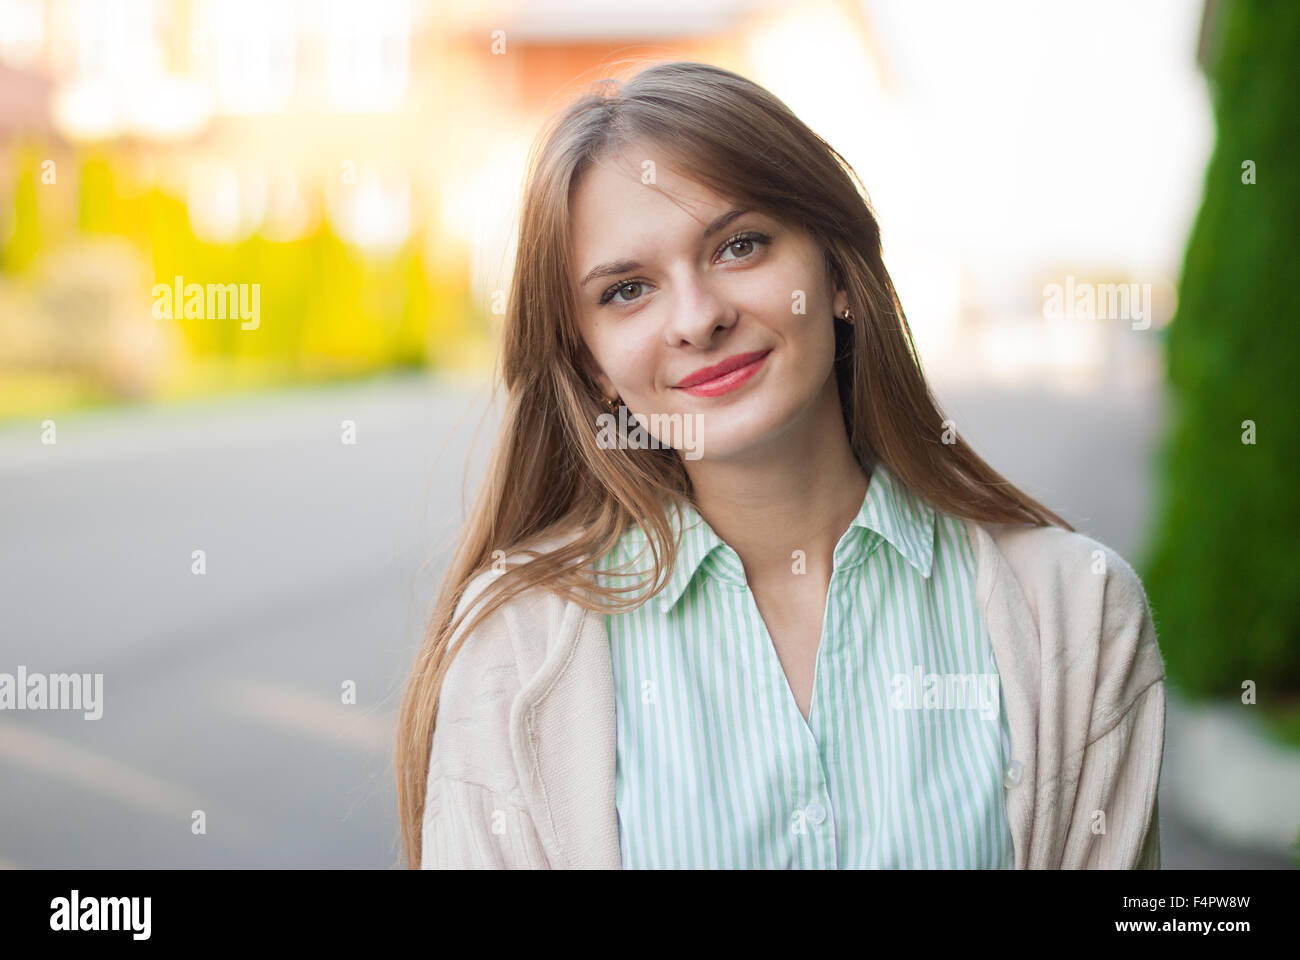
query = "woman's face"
xmin=570 ymin=142 xmax=848 ymax=463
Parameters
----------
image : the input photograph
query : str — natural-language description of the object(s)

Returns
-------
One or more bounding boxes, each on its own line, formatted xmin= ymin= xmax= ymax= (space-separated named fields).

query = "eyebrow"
xmin=579 ymin=207 xmax=754 ymax=288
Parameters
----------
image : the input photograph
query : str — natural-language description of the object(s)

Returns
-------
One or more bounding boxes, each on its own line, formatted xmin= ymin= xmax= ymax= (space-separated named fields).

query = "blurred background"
xmin=0 ymin=0 xmax=1295 ymax=868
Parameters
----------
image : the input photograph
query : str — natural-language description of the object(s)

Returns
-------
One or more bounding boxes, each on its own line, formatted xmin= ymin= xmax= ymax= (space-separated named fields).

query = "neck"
xmin=681 ymin=378 xmax=870 ymax=587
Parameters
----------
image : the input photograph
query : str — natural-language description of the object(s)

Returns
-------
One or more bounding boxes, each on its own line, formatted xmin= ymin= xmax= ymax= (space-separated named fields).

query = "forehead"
xmin=569 ymin=145 xmax=736 ymax=259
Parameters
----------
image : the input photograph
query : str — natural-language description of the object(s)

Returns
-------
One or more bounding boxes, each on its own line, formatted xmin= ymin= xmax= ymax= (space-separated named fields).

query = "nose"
xmin=663 ymin=270 xmax=739 ymax=349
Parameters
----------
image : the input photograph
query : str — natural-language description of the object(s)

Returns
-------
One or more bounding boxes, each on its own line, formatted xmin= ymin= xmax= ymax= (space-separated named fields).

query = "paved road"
xmin=0 ymin=373 xmax=498 ymax=868
xmin=0 ymin=369 xmax=1290 ymax=867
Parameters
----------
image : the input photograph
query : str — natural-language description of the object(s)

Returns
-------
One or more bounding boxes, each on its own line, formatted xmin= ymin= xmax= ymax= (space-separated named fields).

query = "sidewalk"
xmin=1161 ymin=689 xmax=1300 ymax=868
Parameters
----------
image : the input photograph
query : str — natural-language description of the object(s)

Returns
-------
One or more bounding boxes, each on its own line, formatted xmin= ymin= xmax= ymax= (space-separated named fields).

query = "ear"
xmin=828 ymin=258 xmax=849 ymax=317
xmin=831 ymin=280 xmax=850 ymax=321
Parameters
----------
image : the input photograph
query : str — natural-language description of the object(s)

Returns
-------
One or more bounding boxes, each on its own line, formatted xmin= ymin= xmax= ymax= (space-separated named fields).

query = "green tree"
xmin=1139 ymin=0 xmax=1300 ymax=707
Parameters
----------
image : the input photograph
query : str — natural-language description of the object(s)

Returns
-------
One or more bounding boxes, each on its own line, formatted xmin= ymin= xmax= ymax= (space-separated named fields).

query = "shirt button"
xmin=1003 ymin=760 xmax=1022 ymax=789
xmin=804 ymin=801 xmax=827 ymax=824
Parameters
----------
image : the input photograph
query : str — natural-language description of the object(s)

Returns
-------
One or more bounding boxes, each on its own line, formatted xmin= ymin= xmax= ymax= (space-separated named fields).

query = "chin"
xmin=690 ymin=405 xmax=793 ymax=462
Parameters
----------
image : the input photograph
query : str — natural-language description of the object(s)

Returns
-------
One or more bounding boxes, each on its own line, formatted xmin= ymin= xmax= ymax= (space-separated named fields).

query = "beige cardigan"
xmin=421 ymin=517 xmax=1166 ymax=869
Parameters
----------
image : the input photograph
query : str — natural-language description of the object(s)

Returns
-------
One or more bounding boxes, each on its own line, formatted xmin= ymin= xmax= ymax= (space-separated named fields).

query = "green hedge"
xmin=1139 ymin=0 xmax=1300 ymax=705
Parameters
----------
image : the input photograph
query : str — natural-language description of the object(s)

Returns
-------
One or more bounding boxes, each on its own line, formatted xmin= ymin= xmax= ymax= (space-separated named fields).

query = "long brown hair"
xmin=396 ymin=59 xmax=1073 ymax=867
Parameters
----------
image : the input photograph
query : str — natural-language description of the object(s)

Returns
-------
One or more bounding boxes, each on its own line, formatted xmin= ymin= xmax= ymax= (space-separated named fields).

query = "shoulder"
xmin=972 ymin=518 xmax=1116 ymax=575
xmin=438 ymin=529 xmax=586 ymax=723
xmin=431 ymin=534 xmax=582 ymax=788
xmin=967 ymin=519 xmax=1165 ymax=733
xmin=970 ymin=519 xmax=1148 ymax=622
xmin=450 ymin=526 xmax=588 ymax=630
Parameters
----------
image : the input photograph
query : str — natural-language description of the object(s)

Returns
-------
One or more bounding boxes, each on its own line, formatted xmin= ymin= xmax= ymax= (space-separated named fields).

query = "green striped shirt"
xmin=595 ymin=461 xmax=1017 ymax=868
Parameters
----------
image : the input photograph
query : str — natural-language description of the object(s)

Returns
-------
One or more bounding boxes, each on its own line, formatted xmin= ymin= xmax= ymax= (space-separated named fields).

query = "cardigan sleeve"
xmin=420 ymin=569 xmax=552 ymax=868
xmin=1055 ymin=533 xmax=1167 ymax=869
xmin=422 ymin=776 xmax=551 ymax=868
xmin=1067 ymin=678 xmax=1166 ymax=868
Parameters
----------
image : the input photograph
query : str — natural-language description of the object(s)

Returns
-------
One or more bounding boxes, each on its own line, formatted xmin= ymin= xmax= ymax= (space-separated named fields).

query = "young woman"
xmin=397 ymin=60 xmax=1166 ymax=869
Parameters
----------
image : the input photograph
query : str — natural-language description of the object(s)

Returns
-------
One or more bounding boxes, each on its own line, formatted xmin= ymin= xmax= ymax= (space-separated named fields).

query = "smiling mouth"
xmin=673 ymin=350 xmax=772 ymax=398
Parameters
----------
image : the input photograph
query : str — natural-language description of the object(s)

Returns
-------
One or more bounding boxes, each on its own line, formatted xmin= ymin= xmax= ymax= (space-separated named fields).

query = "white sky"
xmin=848 ymin=0 xmax=1212 ymax=282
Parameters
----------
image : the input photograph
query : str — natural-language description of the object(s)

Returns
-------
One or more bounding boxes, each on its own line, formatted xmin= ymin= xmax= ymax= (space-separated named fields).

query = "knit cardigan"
xmin=420 ymin=517 xmax=1167 ymax=869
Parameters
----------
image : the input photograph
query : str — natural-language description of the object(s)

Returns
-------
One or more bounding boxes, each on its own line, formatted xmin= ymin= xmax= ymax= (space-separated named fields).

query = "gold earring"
xmin=840 ymin=307 xmax=854 ymax=324
xmin=603 ymin=395 xmax=620 ymax=412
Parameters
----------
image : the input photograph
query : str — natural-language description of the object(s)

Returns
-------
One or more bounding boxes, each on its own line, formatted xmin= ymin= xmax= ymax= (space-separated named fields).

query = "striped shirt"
xmin=594 ymin=461 xmax=1017 ymax=868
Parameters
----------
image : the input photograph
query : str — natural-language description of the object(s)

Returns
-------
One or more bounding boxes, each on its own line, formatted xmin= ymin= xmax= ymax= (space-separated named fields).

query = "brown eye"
xmin=601 ymin=281 xmax=646 ymax=306
xmin=717 ymin=231 xmax=770 ymax=263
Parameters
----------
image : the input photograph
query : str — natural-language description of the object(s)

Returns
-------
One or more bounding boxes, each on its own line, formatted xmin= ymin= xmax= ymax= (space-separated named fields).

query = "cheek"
xmin=744 ymin=261 xmax=827 ymax=333
xmin=594 ymin=323 xmax=661 ymax=394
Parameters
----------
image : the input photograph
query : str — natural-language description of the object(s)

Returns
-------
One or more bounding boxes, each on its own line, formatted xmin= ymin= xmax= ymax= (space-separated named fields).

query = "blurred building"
xmin=0 ymin=0 xmax=1208 ymax=420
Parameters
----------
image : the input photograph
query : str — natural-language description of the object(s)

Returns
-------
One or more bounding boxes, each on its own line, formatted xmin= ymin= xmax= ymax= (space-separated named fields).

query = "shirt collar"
xmin=653 ymin=460 xmax=936 ymax=614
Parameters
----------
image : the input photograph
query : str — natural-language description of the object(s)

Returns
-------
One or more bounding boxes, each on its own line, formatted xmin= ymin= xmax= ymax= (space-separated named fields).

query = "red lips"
xmin=673 ymin=350 xmax=772 ymax=389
